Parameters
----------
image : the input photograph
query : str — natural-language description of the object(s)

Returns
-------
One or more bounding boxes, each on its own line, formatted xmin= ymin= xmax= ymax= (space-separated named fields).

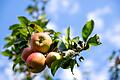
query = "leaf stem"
xmin=26 ymin=25 xmax=31 ymax=36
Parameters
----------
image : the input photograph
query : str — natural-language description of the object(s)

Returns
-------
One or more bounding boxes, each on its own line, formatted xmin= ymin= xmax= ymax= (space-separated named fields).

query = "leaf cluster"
xmin=49 ymin=20 xmax=101 ymax=76
xmin=2 ymin=16 xmax=101 ymax=77
xmin=2 ymin=16 xmax=49 ymax=78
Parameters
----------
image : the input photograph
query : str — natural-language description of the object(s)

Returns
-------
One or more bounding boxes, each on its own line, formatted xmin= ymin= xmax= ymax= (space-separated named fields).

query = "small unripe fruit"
xmin=26 ymin=52 xmax=46 ymax=73
xmin=21 ymin=47 xmax=33 ymax=61
xmin=45 ymin=52 xmax=61 ymax=67
xmin=30 ymin=32 xmax=52 ymax=53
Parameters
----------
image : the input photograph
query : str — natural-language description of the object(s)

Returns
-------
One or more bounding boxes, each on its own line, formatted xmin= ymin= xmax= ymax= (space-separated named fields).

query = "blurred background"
xmin=0 ymin=0 xmax=120 ymax=80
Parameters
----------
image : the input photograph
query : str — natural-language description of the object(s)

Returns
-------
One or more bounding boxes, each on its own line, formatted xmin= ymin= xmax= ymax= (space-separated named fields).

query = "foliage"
xmin=1 ymin=0 xmax=101 ymax=80
xmin=109 ymin=50 xmax=120 ymax=80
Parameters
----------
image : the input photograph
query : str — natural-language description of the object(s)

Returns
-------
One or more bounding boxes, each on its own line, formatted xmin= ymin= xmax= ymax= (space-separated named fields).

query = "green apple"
xmin=45 ymin=52 xmax=61 ymax=68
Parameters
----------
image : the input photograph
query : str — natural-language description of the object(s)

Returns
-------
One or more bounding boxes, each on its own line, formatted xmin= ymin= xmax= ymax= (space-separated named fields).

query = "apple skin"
xmin=26 ymin=52 xmax=46 ymax=73
xmin=45 ymin=52 xmax=61 ymax=68
xmin=30 ymin=32 xmax=52 ymax=54
xmin=21 ymin=47 xmax=33 ymax=61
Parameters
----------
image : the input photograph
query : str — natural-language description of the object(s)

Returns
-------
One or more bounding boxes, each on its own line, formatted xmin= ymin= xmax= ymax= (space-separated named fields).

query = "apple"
xmin=21 ymin=47 xmax=33 ymax=61
xmin=30 ymin=32 xmax=52 ymax=53
xmin=45 ymin=52 xmax=61 ymax=68
xmin=26 ymin=52 xmax=46 ymax=73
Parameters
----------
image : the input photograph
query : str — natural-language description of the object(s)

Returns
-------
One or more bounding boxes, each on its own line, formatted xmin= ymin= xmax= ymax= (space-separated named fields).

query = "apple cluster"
xmin=21 ymin=32 xmax=61 ymax=73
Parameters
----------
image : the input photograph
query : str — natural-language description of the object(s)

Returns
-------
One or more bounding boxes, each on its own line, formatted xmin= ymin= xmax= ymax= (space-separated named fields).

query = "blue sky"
xmin=0 ymin=0 xmax=120 ymax=80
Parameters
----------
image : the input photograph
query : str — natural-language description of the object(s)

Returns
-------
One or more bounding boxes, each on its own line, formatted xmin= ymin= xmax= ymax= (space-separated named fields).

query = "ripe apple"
xmin=21 ymin=47 xmax=33 ymax=61
xmin=30 ymin=32 xmax=52 ymax=53
xmin=45 ymin=52 xmax=61 ymax=68
xmin=26 ymin=52 xmax=46 ymax=73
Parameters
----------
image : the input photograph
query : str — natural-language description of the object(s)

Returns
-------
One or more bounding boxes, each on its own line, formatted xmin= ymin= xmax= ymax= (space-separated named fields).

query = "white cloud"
xmin=48 ymin=0 xmax=80 ymax=15
xmin=104 ymin=22 xmax=120 ymax=47
xmin=80 ymin=59 xmax=109 ymax=80
xmin=61 ymin=0 xmax=80 ymax=15
xmin=57 ymin=59 xmax=109 ymax=80
xmin=87 ymin=6 xmax=111 ymax=31
xmin=61 ymin=0 xmax=70 ymax=8
xmin=4 ymin=62 xmax=15 ymax=80
xmin=82 ymin=59 xmax=95 ymax=75
xmin=34 ymin=75 xmax=42 ymax=80
xmin=90 ymin=63 xmax=109 ymax=80
xmin=83 ymin=59 xmax=94 ymax=68
xmin=70 ymin=2 xmax=80 ymax=15
xmin=59 ymin=67 xmax=82 ymax=80
xmin=48 ymin=0 xmax=58 ymax=14
xmin=90 ymin=70 xmax=108 ymax=80
xmin=3 ymin=62 xmax=26 ymax=80
xmin=46 ymin=22 xmax=57 ymax=30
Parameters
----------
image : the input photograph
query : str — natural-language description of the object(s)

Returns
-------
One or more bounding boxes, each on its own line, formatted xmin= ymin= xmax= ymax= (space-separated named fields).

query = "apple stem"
xmin=26 ymin=67 xmax=32 ymax=80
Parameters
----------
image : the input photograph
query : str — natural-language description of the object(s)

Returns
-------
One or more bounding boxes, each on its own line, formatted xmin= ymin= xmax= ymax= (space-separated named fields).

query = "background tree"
xmin=109 ymin=50 xmax=120 ymax=80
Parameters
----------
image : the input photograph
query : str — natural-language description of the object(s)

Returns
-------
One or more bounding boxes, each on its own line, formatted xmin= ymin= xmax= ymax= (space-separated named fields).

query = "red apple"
xmin=26 ymin=52 xmax=46 ymax=73
xmin=21 ymin=47 xmax=33 ymax=61
xmin=30 ymin=32 xmax=52 ymax=53
xmin=45 ymin=52 xmax=61 ymax=68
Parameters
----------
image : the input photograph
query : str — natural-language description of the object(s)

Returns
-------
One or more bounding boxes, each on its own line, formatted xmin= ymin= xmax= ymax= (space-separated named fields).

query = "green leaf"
xmin=4 ymin=42 xmax=14 ymax=48
xmin=20 ymin=29 xmax=28 ymax=37
xmin=28 ymin=26 xmax=34 ymax=34
xmin=14 ymin=38 xmax=26 ymax=45
xmin=51 ymin=60 xmax=62 ymax=76
xmin=65 ymin=27 xmax=70 ymax=43
xmin=83 ymin=44 xmax=90 ymax=50
xmin=87 ymin=34 xmax=101 ymax=46
xmin=14 ymin=39 xmax=28 ymax=51
xmin=12 ymin=55 xmax=22 ymax=71
xmin=32 ymin=19 xmax=49 ymax=29
xmin=4 ymin=36 xmax=15 ymax=48
xmin=4 ymin=36 xmax=15 ymax=42
xmin=11 ymin=30 xmax=20 ymax=36
xmin=72 ymin=36 xmax=80 ymax=43
xmin=29 ymin=23 xmax=43 ymax=32
xmin=53 ymin=32 xmax=61 ymax=40
xmin=2 ymin=49 xmax=13 ymax=56
xmin=13 ymin=44 xmax=21 ymax=53
xmin=49 ymin=40 xmax=59 ymax=52
xmin=12 ymin=63 xmax=17 ymax=71
xmin=82 ymin=20 xmax=94 ymax=42
xmin=44 ymin=29 xmax=55 ymax=34
xmin=9 ymin=24 xmax=21 ymax=30
xmin=9 ymin=24 xmax=25 ymax=36
xmin=61 ymin=58 xmax=71 ymax=69
xmin=57 ymin=40 xmax=67 ymax=51
xmin=18 ymin=16 xmax=29 ymax=27
xmin=70 ymin=59 xmax=76 ymax=74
